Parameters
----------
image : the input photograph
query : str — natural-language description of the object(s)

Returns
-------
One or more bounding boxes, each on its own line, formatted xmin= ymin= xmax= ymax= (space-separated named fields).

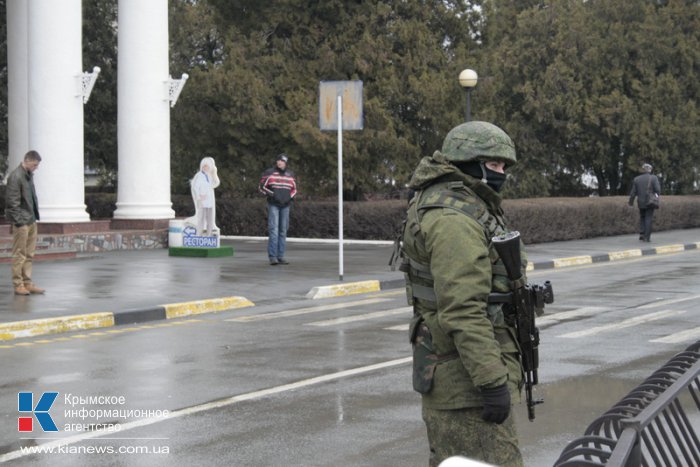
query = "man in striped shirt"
xmin=259 ymin=153 xmax=298 ymax=265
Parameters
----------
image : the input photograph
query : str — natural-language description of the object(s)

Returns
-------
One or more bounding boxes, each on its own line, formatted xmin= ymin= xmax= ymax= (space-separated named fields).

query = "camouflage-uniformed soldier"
xmin=399 ymin=121 xmax=526 ymax=467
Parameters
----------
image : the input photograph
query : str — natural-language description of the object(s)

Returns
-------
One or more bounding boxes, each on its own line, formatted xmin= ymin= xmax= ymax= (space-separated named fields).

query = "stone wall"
xmin=39 ymin=230 xmax=168 ymax=252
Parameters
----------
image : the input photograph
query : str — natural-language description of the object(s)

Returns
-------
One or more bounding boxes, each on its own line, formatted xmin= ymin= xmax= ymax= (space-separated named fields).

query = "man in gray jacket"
xmin=5 ymin=150 xmax=45 ymax=295
xmin=628 ymin=163 xmax=661 ymax=242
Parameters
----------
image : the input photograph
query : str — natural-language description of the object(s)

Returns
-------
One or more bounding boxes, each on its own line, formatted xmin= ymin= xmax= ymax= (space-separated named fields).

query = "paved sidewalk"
xmin=0 ymin=228 xmax=698 ymax=339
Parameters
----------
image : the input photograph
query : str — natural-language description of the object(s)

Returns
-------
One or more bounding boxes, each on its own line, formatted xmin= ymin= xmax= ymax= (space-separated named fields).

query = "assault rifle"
xmin=489 ymin=231 xmax=553 ymax=421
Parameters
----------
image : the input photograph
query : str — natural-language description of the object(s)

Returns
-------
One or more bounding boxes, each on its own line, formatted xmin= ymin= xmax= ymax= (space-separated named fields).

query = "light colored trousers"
xmin=197 ymin=207 xmax=216 ymax=235
xmin=12 ymin=223 xmax=37 ymax=287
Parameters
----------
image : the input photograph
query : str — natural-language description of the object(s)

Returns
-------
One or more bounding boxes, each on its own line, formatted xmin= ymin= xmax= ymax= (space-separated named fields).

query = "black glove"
xmin=480 ymin=383 xmax=511 ymax=424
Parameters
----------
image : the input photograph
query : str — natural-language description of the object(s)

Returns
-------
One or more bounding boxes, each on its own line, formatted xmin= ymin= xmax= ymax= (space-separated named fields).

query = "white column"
xmin=114 ymin=0 xmax=174 ymax=219
xmin=27 ymin=0 xmax=89 ymax=222
xmin=6 ymin=0 xmax=29 ymax=177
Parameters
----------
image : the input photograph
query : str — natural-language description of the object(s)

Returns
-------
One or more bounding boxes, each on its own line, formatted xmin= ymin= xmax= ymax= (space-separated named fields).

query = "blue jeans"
xmin=267 ymin=204 xmax=289 ymax=259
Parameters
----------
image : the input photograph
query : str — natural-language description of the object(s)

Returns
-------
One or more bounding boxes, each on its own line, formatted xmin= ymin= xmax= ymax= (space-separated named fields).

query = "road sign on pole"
xmin=319 ymin=81 xmax=363 ymax=281
xmin=319 ymin=81 xmax=363 ymax=131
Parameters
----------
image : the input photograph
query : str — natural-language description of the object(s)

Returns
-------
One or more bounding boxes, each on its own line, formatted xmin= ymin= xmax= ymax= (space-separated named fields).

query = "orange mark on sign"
xmin=324 ymin=99 xmax=336 ymax=123
xmin=342 ymin=88 xmax=360 ymax=121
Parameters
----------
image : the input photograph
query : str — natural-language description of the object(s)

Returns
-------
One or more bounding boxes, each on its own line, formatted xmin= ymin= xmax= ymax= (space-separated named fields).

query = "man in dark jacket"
xmin=259 ymin=153 xmax=297 ymax=265
xmin=628 ymin=163 xmax=661 ymax=242
xmin=5 ymin=150 xmax=45 ymax=295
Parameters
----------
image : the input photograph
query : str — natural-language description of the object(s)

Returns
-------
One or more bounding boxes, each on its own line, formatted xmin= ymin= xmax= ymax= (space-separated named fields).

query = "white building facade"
xmin=6 ymin=0 xmax=178 ymax=223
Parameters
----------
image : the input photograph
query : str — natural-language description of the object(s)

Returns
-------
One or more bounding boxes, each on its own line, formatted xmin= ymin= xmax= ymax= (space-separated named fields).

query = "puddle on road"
xmin=516 ymin=373 xmax=647 ymax=466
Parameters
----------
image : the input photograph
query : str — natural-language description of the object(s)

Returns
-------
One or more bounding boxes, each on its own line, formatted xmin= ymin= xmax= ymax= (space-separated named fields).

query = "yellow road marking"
xmin=655 ymin=244 xmax=685 ymax=254
xmin=608 ymin=249 xmax=642 ymax=261
xmin=164 ymin=296 xmax=254 ymax=319
xmin=0 ymin=312 xmax=115 ymax=341
xmin=306 ymin=280 xmax=381 ymax=299
xmin=553 ymin=256 xmax=592 ymax=268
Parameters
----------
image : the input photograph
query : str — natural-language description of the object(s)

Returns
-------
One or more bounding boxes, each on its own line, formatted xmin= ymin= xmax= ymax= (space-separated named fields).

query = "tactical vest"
xmin=391 ymin=178 xmax=528 ymax=400
xmin=397 ymin=180 xmax=525 ymax=323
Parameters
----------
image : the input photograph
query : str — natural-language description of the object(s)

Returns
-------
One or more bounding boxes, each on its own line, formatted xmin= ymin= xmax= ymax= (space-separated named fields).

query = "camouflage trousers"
xmin=422 ymin=405 xmax=524 ymax=467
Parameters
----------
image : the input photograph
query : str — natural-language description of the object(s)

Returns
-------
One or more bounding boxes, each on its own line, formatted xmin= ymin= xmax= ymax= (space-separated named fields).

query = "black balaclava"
xmin=456 ymin=161 xmax=507 ymax=192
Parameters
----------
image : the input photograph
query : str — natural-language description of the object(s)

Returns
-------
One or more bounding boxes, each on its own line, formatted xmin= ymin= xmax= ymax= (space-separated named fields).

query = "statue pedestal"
xmin=168 ymin=246 xmax=233 ymax=258
xmin=168 ymin=219 xmax=232 ymax=257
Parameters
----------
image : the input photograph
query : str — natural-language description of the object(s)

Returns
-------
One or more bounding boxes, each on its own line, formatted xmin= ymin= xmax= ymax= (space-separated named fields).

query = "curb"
xmin=306 ymin=279 xmax=406 ymax=300
xmin=527 ymin=242 xmax=699 ymax=271
xmin=0 ymin=296 xmax=255 ymax=342
xmin=0 ymin=313 xmax=115 ymax=341
xmin=306 ymin=280 xmax=382 ymax=299
xmin=305 ymin=242 xmax=700 ymax=299
xmin=305 ymin=279 xmax=404 ymax=300
xmin=2 ymin=241 xmax=696 ymax=340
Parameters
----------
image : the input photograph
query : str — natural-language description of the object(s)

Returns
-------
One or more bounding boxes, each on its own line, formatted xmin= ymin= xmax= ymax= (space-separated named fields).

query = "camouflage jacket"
xmin=402 ymin=151 xmax=525 ymax=410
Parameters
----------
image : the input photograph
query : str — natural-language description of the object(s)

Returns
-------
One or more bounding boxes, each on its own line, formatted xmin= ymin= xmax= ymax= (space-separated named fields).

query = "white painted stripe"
xmin=638 ymin=294 xmax=700 ymax=309
xmin=220 ymin=235 xmax=393 ymax=246
xmin=650 ymin=326 xmax=700 ymax=344
xmin=385 ymin=324 xmax=410 ymax=331
xmin=558 ymin=309 xmax=687 ymax=339
xmin=306 ymin=307 xmax=411 ymax=327
xmin=537 ymin=307 xmax=608 ymax=325
xmin=368 ymin=289 xmax=405 ymax=297
xmin=225 ymin=298 xmax=391 ymax=322
xmin=0 ymin=357 xmax=412 ymax=463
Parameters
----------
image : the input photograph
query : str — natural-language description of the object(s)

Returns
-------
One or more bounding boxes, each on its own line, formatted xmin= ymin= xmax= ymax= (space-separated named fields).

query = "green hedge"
xmin=503 ymin=196 xmax=700 ymax=243
xmin=4 ymin=189 xmax=700 ymax=244
xmin=115 ymin=193 xmax=700 ymax=244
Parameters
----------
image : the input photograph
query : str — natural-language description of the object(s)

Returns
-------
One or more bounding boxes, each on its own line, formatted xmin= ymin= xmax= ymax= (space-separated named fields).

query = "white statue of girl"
xmin=185 ymin=157 xmax=220 ymax=236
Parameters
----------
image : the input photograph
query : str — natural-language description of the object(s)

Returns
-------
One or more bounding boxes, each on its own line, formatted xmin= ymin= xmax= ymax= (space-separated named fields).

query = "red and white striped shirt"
xmin=259 ymin=168 xmax=298 ymax=206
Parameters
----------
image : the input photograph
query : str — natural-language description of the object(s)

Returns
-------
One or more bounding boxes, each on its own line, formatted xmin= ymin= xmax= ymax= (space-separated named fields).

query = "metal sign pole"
xmin=337 ymin=94 xmax=344 ymax=281
xmin=318 ymin=80 xmax=362 ymax=282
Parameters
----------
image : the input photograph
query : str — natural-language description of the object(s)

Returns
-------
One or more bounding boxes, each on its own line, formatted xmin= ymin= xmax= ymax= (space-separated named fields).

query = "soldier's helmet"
xmin=441 ymin=121 xmax=517 ymax=166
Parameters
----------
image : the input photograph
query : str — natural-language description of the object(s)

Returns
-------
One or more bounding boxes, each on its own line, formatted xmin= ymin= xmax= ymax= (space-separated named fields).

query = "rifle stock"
xmin=491 ymin=231 xmax=553 ymax=421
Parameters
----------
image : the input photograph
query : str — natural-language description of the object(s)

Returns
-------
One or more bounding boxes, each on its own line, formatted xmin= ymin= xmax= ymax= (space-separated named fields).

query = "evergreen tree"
xmin=480 ymin=0 xmax=700 ymax=197
xmin=3 ymin=0 xmax=697 ymax=198
xmin=83 ymin=0 xmax=118 ymax=189
xmin=173 ymin=0 xmax=482 ymax=199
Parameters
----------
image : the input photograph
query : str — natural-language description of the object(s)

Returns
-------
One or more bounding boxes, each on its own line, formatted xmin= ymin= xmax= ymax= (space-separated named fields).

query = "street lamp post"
xmin=458 ymin=69 xmax=478 ymax=122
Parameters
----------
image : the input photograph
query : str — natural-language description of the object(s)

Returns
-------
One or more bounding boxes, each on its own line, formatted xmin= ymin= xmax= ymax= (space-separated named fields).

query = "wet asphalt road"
xmin=0 ymin=248 xmax=698 ymax=466
xmin=0 ymin=240 xmax=405 ymax=323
